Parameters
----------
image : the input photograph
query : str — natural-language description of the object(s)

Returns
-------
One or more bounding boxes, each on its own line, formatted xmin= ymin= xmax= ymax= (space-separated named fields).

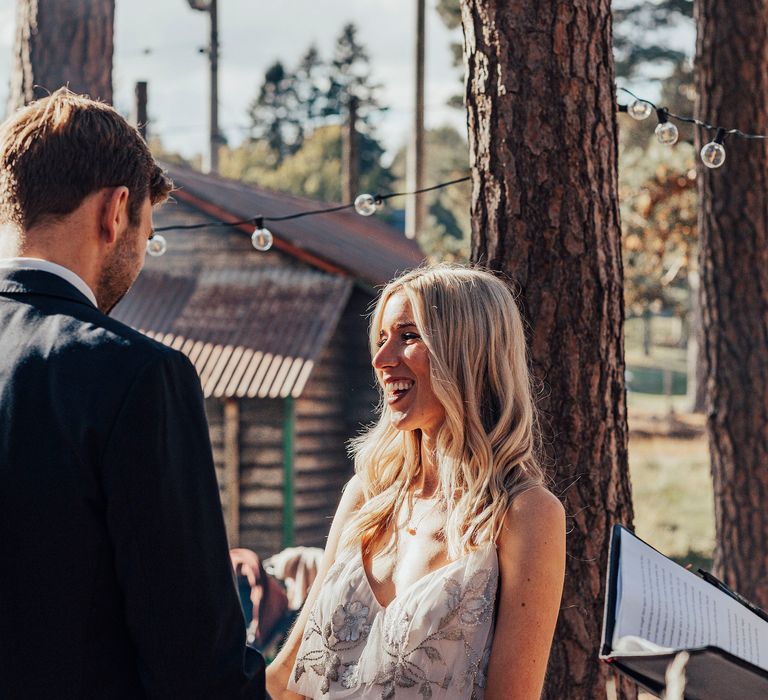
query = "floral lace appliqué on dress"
xmin=288 ymin=543 xmax=498 ymax=699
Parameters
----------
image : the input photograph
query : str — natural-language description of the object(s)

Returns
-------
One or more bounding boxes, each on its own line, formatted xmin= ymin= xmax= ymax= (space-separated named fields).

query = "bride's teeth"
xmin=391 ymin=381 xmax=413 ymax=392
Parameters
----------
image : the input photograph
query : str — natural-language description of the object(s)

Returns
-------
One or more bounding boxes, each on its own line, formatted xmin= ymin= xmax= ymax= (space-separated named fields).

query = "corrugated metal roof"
xmin=111 ymin=267 xmax=352 ymax=399
xmin=161 ymin=163 xmax=425 ymax=289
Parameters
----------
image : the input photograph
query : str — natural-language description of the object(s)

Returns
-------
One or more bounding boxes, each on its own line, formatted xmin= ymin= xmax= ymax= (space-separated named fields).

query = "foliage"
xmin=613 ymin=0 xmax=694 ymax=80
xmin=390 ymin=125 xmax=471 ymax=262
xmin=324 ymin=24 xmax=386 ymax=129
xmin=247 ymin=61 xmax=304 ymax=164
xmin=435 ymin=0 xmax=463 ymax=109
xmin=211 ymin=23 xmax=395 ymax=204
xmin=219 ymin=124 xmax=394 ymax=204
xmin=615 ymin=2 xmax=698 ymax=320
xmin=629 ymin=434 xmax=712 ymax=568
xmin=619 ymin=129 xmax=697 ymax=319
xmin=247 ymin=24 xmax=385 ymax=164
xmin=147 ymin=136 xmax=203 ymax=171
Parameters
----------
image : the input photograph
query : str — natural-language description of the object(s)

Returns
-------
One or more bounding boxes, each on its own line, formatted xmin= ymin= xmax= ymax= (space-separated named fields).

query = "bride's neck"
xmin=415 ymin=430 xmax=439 ymax=498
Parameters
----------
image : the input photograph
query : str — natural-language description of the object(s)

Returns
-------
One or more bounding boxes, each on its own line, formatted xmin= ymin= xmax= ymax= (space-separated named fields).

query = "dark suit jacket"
xmin=0 ymin=268 xmax=266 ymax=699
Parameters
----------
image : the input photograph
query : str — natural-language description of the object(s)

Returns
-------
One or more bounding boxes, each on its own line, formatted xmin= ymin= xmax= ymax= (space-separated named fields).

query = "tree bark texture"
xmin=8 ymin=0 xmax=114 ymax=112
xmin=460 ymin=2 xmax=635 ymax=698
xmin=695 ymin=0 xmax=768 ymax=605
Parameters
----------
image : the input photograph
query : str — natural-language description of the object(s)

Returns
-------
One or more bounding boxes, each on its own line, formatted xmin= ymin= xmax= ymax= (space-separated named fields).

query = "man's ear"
xmin=100 ymin=186 xmax=131 ymax=245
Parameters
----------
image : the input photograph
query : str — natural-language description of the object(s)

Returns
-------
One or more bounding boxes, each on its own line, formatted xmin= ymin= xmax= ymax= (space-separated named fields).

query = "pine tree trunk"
xmin=8 ymin=0 xmax=114 ymax=111
xmin=695 ymin=0 xmax=768 ymax=605
xmin=460 ymin=1 xmax=635 ymax=698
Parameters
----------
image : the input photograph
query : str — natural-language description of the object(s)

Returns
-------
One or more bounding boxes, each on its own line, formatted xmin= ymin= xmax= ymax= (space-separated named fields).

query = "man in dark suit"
xmin=0 ymin=89 xmax=267 ymax=698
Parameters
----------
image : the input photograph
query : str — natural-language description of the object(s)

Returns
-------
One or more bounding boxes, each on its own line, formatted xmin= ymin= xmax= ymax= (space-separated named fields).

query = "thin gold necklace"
xmin=405 ymin=496 xmax=442 ymax=536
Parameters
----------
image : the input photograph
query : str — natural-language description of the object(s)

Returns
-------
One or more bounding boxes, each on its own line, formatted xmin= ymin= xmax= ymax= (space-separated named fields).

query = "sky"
xmin=0 ymin=0 xmax=466 ymax=161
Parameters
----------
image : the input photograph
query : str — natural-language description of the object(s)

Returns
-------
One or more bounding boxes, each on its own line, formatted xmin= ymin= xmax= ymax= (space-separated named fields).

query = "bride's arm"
xmin=484 ymin=486 xmax=566 ymax=700
xmin=266 ymin=475 xmax=366 ymax=700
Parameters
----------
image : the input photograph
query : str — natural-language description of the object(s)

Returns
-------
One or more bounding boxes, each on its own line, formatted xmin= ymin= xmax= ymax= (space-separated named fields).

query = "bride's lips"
xmin=384 ymin=377 xmax=415 ymax=404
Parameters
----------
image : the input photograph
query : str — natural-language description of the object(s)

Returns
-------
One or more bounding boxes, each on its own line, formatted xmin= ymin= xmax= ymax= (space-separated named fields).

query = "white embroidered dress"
xmin=287 ymin=542 xmax=499 ymax=699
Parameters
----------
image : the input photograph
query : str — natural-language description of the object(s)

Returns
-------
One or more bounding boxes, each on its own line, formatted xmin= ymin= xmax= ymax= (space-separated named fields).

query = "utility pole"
xmin=134 ymin=81 xmax=148 ymax=140
xmin=405 ymin=0 xmax=426 ymax=239
xmin=342 ymin=95 xmax=359 ymax=203
xmin=187 ymin=0 xmax=221 ymax=173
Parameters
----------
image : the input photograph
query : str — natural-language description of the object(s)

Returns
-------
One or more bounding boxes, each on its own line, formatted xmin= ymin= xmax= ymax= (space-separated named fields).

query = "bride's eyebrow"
xmin=379 ymin=321 xmax=417 ymax=337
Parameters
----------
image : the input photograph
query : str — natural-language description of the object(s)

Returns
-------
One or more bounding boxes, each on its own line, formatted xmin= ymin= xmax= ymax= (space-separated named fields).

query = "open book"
xmin=601 ymin=525 xmax=768 ymax=699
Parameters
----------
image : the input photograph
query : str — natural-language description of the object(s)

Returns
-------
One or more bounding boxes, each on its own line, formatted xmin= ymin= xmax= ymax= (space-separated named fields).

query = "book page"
xmin=612 ymin=528 xmax=768 ymax=671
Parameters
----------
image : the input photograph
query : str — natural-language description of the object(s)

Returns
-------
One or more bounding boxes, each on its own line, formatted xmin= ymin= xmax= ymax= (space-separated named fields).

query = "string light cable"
xmin=617 ymin=86 xmax=768 ymax=169
xmin=145 ymin=86 xmax=766 ymax=255
xmin=146 ymin=175 xmax=471 ymax=256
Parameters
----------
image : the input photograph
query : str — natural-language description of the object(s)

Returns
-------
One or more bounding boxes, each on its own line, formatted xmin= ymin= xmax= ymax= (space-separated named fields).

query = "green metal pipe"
xmin=282 ymin=396 xmax=295 ymax=548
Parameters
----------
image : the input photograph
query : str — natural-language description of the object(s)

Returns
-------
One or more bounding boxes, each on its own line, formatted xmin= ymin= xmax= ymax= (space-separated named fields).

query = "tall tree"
xmin=8 ymin=0 xmax=114 ymax=111
xmin=460 ymin=2 xmax=635 ymax=699
xmin=324 ymin=23 xmax=385 ymax=129
xmin=248 ymin=61 xmax=303 ymax=164
xmin=695 ymin=0 xmax=768 ymax=605
xmin=247 ymin=26 xmax=386 ymax=166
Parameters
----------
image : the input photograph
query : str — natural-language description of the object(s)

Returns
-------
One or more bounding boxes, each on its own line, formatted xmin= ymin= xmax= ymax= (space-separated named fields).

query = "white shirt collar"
xmin=0 ymin=257 xmax=98 ymax=307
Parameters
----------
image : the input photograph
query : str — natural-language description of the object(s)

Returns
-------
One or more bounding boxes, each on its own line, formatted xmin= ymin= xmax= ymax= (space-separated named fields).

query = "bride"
xmin=267 ymin=264 xmax=565 ymax=699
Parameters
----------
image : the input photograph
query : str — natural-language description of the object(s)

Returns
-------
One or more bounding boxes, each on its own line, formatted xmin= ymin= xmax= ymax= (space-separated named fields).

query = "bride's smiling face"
xmin=372 ymin=292 xmax=445 ymax=436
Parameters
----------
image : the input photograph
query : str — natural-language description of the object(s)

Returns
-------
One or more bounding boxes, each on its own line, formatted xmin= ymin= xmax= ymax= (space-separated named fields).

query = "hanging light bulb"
xmin=354 ymin=193 xmax=381 ymax=217
xmin=654 ymin=108 xmax=679 ymax=146
xmin=700 ymin=128 xmax=727 ymax=169
xmin=251 ymin=218 xmax=274 ymax=251
xmin=146 ymin=233 xmax=167 ymax=257
xmin=628 ymin=99 xmax=653 ymax=121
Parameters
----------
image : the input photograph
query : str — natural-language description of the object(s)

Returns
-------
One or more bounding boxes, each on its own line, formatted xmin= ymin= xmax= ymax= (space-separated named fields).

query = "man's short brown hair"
xmin=0 ymin=88 xmax=172 ymax=231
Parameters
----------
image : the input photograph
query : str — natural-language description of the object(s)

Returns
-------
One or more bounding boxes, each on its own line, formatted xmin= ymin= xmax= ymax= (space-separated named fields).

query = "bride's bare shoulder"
xmin=499 ymin=485 xmax=565 ymax=547
xmin=332 ymin=474 xmax=368 ymax=526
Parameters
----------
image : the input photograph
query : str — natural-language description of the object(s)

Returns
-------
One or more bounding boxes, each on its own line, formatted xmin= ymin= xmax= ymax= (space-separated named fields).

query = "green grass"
xmin=628 ymin=433 xmax=714 ymax=569
xmin=622 ymin=324 xmax=713 ymax=698
xmin=627 ymin=390 xmax=691 ymax=414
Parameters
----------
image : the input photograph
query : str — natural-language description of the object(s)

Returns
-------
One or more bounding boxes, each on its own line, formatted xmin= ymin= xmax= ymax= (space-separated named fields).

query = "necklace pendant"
xmin=407 ymin=527 xmax=417 ymax=536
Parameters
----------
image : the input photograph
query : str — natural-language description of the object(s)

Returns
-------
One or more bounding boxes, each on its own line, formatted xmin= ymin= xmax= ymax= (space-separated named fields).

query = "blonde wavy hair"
xmin=345 ymin=263 xmax=546 ymax=560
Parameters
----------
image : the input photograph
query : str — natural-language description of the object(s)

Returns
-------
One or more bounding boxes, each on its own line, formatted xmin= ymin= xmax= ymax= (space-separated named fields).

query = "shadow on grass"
xmin=670 ymin=549 xmax=713 ymax=572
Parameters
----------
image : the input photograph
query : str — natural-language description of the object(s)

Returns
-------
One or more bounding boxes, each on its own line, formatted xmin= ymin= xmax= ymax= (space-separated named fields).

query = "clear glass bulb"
xmin=354 ymin=193 xmax=379 ymax=216
xmin=628 ymin=100 xmax=653 ymax=121
xmin=655 ymin=121 xmax=679 ymax=146
xmin=146 ymin=234 xmax=167 ymax=257
xmin=700 ymin=141 xmax=726 ymax=168
xmin=251 ymin=226 xmax=274 ymax=251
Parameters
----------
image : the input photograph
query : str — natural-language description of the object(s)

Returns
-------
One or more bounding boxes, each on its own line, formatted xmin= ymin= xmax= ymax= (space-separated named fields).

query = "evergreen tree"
xmin=243 ymin=25 xmax=392 ymax=199
xmin=294 ymin=45 xmax=325 ymax=124
xmin=247 ymin=61 xmax=302 ymax=164
xmin=324 ymin=23 xmax=385 ymax=129
xmin=390 ymin=126 xmax=471 ymax=261
xmin=247 ymin=25 xmax=386 ymax=164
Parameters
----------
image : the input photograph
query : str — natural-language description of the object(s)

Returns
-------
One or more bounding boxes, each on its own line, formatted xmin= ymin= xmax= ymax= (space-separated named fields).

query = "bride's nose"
xmin=373 ymin=336 xmax=399 ymax=370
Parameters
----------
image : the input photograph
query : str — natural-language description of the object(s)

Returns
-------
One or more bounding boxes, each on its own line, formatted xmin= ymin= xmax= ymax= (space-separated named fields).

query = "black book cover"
xmin=600 ymin=525 xmax=768 ymax=700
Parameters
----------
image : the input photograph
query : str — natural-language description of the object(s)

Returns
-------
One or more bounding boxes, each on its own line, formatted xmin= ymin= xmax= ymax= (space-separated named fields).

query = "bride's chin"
xmin=389 ymin=413 xmax=411 ymax=431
